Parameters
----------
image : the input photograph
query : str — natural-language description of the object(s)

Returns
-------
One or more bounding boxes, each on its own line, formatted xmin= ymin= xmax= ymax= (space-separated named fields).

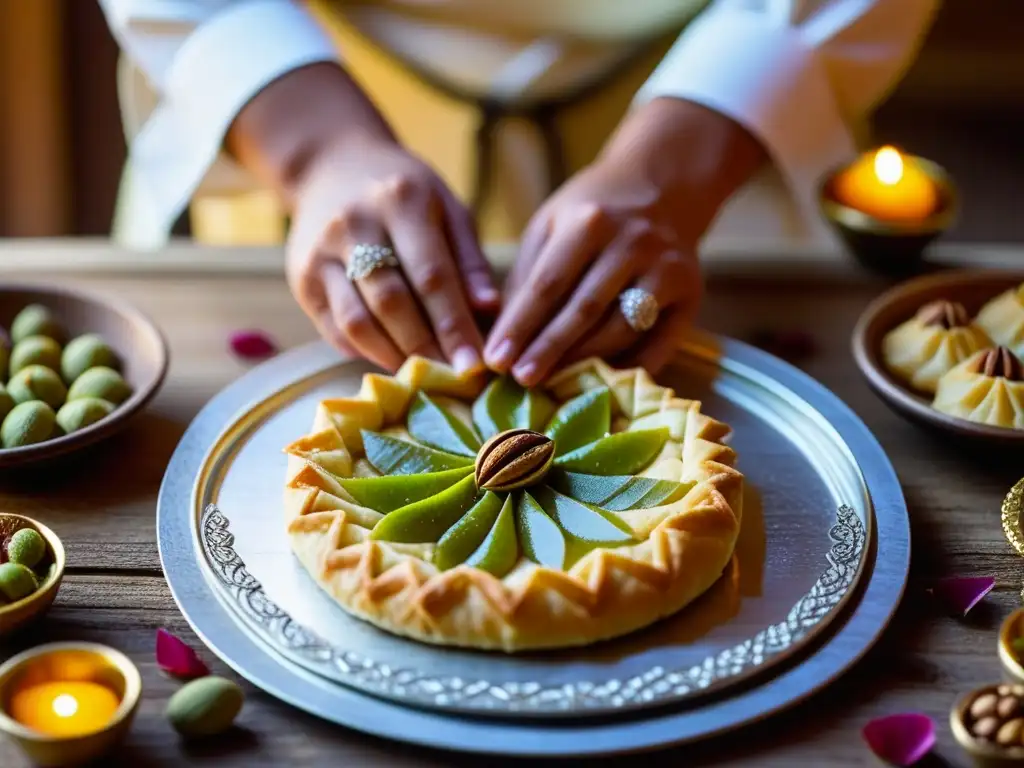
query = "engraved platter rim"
xmin=157 ymin=337 xmax=909 ymax=756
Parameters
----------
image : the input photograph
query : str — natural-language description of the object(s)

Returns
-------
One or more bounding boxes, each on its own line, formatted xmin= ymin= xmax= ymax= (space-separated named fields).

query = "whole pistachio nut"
xmin=5 ymin=528 xmax=45 ymax=568
xmin=67 ymin=366 xmax=131 ymax=405
xmin=8 ymin=365 xmax=67 ymax=409
xmin=0 ymin=562 xmax=39 ymax=601
xmin=9 ymin=336 xmax=62 ymax=377
xmin=56 ymin=397 xmax=114 ymax=434
xmin=474 ymin=429 xmax=555 ymax=492
xmin=61 ymin=334 xmax=119 ymax=383
xmin=1 ymin=401 xmax=56 ymax=449
xmin=11 ymin=304 xmax=64 ymax=345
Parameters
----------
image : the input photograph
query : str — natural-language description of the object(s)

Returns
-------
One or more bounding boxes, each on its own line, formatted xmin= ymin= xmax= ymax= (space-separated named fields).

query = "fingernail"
xmin=486 ymin=339 xmax=514 ymax=370
xmin=451 ymin=346 xmax=483 ymax=374
xmin=512 ymin=361 xmax=537 ymax=385
xmin=475 ymin=286 xmax=500 ymax=305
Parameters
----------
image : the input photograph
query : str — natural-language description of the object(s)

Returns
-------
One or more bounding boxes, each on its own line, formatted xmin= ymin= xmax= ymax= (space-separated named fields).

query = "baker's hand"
xmin=483 ymin=98 xmax=765 ymax=387
xmin=286 ymin=134 xmax=499 ymax=373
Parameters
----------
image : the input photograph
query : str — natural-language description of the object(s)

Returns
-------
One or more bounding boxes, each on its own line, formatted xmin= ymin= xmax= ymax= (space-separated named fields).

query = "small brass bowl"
xmin=819 ymin=155 xmax=958 ymax=278
xmin=0 ymin=514 xmax=65 ymax=637
xmin=0 ymin=642 xmax=142 ymax=767
xmin=1000 ymin=609 xmax=1024 ymax=684
xmin=951 ymin=684 xmax=1024 ymax=766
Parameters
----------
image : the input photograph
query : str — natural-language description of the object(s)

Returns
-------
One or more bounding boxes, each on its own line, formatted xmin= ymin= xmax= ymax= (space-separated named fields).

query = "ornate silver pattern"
xmin=345 ymin=244 xmax=399 ymax=281
xmin=619 ymin=287 xmax=659 ymax=332
xmin=200 ymin=502 xmax=866 ymax=715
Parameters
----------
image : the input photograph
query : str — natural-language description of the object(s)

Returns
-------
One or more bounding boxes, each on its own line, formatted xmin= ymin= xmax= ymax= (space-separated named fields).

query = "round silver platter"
xmin=158 ymin=336 xmax=909 ymax=757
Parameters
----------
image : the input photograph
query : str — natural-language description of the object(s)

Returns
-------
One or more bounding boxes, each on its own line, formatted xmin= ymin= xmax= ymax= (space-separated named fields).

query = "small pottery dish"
xmin=0 ymin=642 xmax=142 ymax=767
xmin=951 ymin=682 xmax=1024 ymax=766
xmin=999 ymin=608 xmax=1024 ymax=685
xmin=0 ymin=514 xmax=65 ymax=637
xmin=819 ymin=155 xmax=958 ymax=278
xmin=0 ymin=282 xmax=168 ymax=467
xmin=852 ymin=269 xmax=1024 ymax=444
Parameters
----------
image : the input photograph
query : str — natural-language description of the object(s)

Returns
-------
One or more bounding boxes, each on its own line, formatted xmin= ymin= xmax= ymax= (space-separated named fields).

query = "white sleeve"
xmin=98 ymin=0 xmax=340 ymax=248
xmin=634 ymin=0 xmax=939 ymax=212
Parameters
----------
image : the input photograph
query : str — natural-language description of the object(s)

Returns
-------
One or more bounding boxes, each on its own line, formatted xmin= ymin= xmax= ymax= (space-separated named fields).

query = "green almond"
xmin=547 ymin=470 xmax=691 ymax=511
xmin=339 ymin=466 xmax=472 ymax=513
xmin=434 ymin=491 xmax=504 ymax=570
xmin=531 ymin=485 xmax=634 ymax=545
xmin=544 ymin=387 xmax=611 ymax=457
xmin=515 ymin=492 xmax=565 ymax=569
xmin=464 ymin=494 xmax=518 ymax=577
xmin=370 ymin=474 xmax=480 ymax=543
xmin=361 ymin=430 xmax=473 ymax=475
xmin=554 ymin=427 xmax=669 ymax=475
xmin=408 ymin=392 xmax=481 ymax=456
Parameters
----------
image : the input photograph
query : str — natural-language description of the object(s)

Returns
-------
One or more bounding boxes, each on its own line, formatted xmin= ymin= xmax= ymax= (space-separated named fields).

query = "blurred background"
xmin=0 ymin=0 xmax=1021 ymax=243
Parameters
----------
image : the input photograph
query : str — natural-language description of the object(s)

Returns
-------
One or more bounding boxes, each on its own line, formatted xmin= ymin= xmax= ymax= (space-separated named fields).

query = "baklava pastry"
xmin=933 ymin=346 xmax=1024 ymax=429
xmin=976 ymin=284 xmax=1024 ymax=357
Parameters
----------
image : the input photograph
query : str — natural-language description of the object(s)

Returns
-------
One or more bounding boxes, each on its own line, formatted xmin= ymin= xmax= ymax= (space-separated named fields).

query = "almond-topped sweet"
xmin=934 ymin=347 xmax=1024 ymax=429
xmin=283 ymin=356 xmax=742 ymax=652
xmin=970 ymin=346 xmax=1023 ymax=380
xmin=977 ymin=282 xmax=1024 ymax=358
xmin=918 ymin=299 xmax=970 ymax=329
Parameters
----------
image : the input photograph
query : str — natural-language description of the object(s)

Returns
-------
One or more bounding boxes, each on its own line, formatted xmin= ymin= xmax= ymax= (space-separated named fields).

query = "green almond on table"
xmin=339 ymin=466 xmax=473 ymax=513
xmin=515 ymin=491 xmax=566 ymax=569
xmin=547 ymin=469 xmax=691 ymax=511
xmin=369 ymin=473 xmax=480 ymax=543
xmin=554 ymin=427 xmax=669 ymax=475
xmin=361 ymin=430 xmax=473 ymax=475
xmin=434 ymin=490 xmax=504 ymax=570
xmin=464 ymin=493 xmax=519 ymax=577
xmin=408 ymin=391 xmax=482 ymax=456
xmin=166 ymin=676 xmax=244 ymax=738
xmin=545 ymin=387 xmax=611 ymax=456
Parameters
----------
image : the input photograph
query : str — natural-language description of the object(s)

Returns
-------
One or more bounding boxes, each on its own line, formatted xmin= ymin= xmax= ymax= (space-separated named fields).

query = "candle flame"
xmin=52 ymin=694 xmax=78 ymax=718
xmin=874 ymin=146 xmax=904 ymax=185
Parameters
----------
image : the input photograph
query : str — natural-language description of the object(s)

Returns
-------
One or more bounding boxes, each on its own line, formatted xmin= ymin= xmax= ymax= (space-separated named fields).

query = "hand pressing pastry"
xmin=933 ymin=346 xmax=1024 ymax=429
xmin=283 ymin=356 xmax=743 ymax=652
xmin=882 ymin=300 xmax=991 ymax=393
xmin=976 ymin=283 xmax=1024 ymax=358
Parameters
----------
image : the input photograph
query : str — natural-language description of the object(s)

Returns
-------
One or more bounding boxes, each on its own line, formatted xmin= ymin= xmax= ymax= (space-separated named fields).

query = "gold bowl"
xmin=818 ymin=155 xmax=958 ymax=278
xmin=1000 ymin=608 xmax=1024 ymax=684
xmin=951 ymin=683 xmax=1024 ymax=766
xmin=0 ymin=514 xmax=65 ymax=637
xmin=0 ymin=642 xmax=142 ymax=767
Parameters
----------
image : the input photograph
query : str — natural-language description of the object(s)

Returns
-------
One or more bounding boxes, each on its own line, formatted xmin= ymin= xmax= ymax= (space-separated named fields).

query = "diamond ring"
xmin=345 ymin=244 xmax=399 ymax=281
xmin=619 ymin=287 xmax=659 ymax=332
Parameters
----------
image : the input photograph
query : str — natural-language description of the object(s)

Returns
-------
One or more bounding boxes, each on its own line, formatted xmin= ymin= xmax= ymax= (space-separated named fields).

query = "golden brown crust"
xmin=283 ymin=356 xmax=743 ymax=652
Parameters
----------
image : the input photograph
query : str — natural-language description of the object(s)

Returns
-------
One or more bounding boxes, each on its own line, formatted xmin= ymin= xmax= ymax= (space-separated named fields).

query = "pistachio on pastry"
xmin=474 ymin=429 xmax=555 ymax=492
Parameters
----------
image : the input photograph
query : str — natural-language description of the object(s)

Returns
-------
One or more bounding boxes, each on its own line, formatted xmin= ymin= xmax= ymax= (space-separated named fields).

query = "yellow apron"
xmin=190 ymin=1 xmax=710 ymax=245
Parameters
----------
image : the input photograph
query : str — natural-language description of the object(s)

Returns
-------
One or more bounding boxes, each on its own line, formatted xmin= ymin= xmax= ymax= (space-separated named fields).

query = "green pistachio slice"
xmin=515 ymin=492 xmax=565 ymax=569
xmin=339 ymin=466 xmax=473 ymax=513
xmin=408 ymin=392 xmax=482 ymax=456
xmin=434 ymin=491 xmax=504 ymax=570
xmin=464 ymin=494 xmax=519 ymax=577
xmin=544 ymin=387 xmax=611 ymax=456
xmin=471 ymin=377 xmax=522 ymax=439
xmin=361 ymin=430 xmax=473 ymax=475
xmin=531 ymin=486 xmax=634 ymax=544
xmin=513 ymin=390 xmax=556 ymax=432
xmin=369 ymin=474 xmax=480 ymax=543
xmin=547 ymin=469 xmax=692 ymax=511
xmin=554 ymin=427 xmax=669 ymax=475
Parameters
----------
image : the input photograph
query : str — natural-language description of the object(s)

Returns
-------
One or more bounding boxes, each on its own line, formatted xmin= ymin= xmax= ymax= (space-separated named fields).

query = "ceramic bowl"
xmin=852 ymin=269 xmax=1024 ymax=444
xmin=0 ymin=282 xmax=168 ymax=467
xmin=0 ymin=513 xmax=65 ymax=637
xmin=0 ymin=642 xmax=141 ymax=767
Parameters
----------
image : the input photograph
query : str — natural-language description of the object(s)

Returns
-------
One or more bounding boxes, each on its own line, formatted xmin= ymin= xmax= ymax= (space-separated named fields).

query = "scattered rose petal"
xmin=862 ymin=713 xmax=935 ymax=766
xmin=930 ymin=576 xmax=995 ymax=617
xmin=749 ymin=329 xmax=818 ymax=363
xmin=230 ymin=330 xmax=277 ymax=360
xmin=156 ymin=628 xmax=210 ymax=679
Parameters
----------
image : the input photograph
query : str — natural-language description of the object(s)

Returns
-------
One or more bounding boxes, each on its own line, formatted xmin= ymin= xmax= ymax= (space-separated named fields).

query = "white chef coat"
xmin=98 ymin=0 xmax=938 ymax=253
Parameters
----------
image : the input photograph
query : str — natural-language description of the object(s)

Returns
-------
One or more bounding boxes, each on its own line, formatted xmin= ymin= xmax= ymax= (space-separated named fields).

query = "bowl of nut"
xmin=0 ymin=283 xmax=168 ymax=466
xmin=0 ymin=514 xmax=65 ymax=637
xmin=853 ymin=269 xmax=1024 ymax=444
xmin=952 ymin=682 xmax=1024 ymax=766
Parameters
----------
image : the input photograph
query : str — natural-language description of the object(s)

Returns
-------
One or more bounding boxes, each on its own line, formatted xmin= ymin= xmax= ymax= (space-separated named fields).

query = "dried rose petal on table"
xmin=229 ymin=330 xmax=278 ymax=360
xmin=156 ymin=627 xmax=210 ymax=679
xmin=862 ymin=713 xmax=936 ymax=766
xmin=930 ymin=576 xmax=995 ymax=617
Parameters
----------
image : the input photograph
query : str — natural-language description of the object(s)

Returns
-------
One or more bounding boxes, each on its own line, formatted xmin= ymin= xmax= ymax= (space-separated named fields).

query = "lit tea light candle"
xmin=9 ymin=680 xmax=120 ymax=738
xmin=834 ymin=146 xmax=939 ymax=222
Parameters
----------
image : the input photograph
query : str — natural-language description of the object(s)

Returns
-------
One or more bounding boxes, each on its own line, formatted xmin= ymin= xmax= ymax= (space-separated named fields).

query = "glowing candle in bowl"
xmin=0 ymin=643 xmax=141 ymax=767
xmin=835 ymin=146 xmax=939 ymax=222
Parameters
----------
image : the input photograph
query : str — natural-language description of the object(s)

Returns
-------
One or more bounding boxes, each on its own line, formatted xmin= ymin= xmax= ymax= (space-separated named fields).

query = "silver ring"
xmin=346 ymin=244 xmax=399 ymax=281
xmin=619 ymin=287 xmax=659 ymax=332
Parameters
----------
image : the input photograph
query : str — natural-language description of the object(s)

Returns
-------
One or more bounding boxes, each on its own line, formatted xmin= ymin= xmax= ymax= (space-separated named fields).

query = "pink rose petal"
xmin=930 ymin=576 xmax=995 ymax=617
xmin=156 ymin=628 xmax=210 ymax=679
xmin=862 ymin=713 xmax=935 ymax=766
xmin=230 ymin=330 xmax=277 ymax=360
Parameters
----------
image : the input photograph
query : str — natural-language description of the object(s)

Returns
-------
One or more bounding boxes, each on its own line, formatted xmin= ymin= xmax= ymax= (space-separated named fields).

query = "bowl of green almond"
xmin=0 ymin=284 xmax=168 ymax=467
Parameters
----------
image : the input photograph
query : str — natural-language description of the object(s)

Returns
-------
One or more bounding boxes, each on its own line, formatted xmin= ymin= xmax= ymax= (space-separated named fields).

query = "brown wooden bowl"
xmin=0 ymin=283 xmax=168 ymax=467
xmin=852 ymin=269 xmax=1024 ymax=444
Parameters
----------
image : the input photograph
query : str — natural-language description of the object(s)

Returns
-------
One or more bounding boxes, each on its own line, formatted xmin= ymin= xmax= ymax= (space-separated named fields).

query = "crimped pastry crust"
xmin=283 ymin=357 xmax=743 ymax=652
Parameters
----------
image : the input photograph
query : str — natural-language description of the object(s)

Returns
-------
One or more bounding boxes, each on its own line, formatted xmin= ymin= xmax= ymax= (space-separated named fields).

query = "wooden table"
xmin=1 ymin=239 xmax=1022 ymax=767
